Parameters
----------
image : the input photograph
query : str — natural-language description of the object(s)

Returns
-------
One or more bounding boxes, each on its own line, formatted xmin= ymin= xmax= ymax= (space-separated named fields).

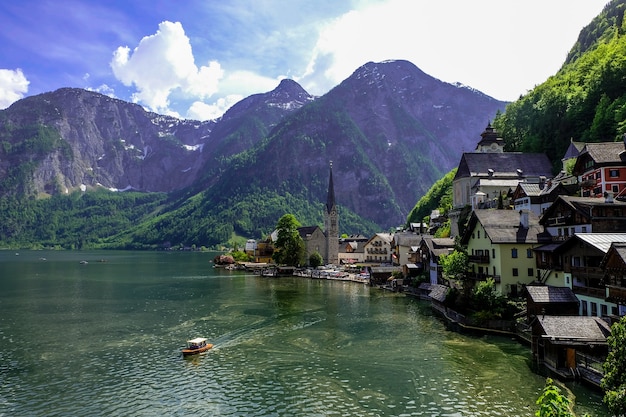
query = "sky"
xmin=0 ymin=0 xmax=610 ymax=120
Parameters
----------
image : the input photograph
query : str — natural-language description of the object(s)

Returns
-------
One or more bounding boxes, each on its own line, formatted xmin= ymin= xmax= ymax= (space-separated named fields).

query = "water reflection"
xmin=0 ymin=250 xmax=607 ymax=416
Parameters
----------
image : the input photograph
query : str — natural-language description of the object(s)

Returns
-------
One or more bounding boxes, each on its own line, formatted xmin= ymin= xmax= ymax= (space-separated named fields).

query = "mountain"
xmin=0 ymin=80 xmax=312 ymax=196
xmin=0 ymin=60 xmax=507 ymax=248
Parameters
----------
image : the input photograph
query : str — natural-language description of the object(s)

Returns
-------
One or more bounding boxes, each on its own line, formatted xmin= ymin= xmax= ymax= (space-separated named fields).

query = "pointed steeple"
xmin=326 ymin=161 xmax=335 ymax=213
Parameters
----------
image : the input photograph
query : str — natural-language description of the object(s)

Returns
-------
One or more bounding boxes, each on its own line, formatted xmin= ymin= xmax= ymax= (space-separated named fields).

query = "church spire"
xmin=326 ymin=161 xmax=335 ymax=213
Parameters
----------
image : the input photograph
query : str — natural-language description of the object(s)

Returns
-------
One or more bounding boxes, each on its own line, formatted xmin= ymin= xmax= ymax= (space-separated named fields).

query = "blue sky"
xmin=0 ymin=0 xmax=609 ymax=120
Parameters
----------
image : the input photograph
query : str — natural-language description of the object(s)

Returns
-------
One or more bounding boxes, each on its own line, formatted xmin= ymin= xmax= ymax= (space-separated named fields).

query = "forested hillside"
xmin=494 ymin=0 xmax=626 ymax=170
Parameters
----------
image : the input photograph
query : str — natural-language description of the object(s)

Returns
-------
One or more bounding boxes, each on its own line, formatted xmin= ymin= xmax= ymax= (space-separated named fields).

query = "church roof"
xmin=475 ymin=123 xmax=505 ymax=149
xmin=326 ymin=163 xmax=336 ymax=213
xmin=454 ymin=152 xmax=553 ymax=181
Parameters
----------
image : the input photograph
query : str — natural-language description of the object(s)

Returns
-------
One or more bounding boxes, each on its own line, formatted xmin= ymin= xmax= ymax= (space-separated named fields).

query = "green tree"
xmin=535 ymin=378 xmax=575 ymax=417
xmin=439 ymin=250 xmax=468 ymax=282
xmin=471 ymin=277 xmax=506 ymax=318
xmin=309 ymin=251 xmax=323 ymax=268
xmin=602 ymin=315 xmax=626 ymax=416
xmin=272 ymin=214 xmax=305 ymax=266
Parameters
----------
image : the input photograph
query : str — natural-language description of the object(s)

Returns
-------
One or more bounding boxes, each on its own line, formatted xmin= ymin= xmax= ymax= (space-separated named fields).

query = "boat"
xmin=181 ymin=337 xmax=213 ymax=356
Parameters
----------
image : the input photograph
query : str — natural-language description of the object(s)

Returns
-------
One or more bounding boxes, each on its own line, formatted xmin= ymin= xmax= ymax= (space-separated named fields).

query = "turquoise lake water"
xmin=0 ymin=250 xmax=608 ymax=416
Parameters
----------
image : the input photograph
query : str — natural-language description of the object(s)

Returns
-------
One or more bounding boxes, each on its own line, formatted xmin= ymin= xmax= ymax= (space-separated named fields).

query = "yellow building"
xmin=461 ymin=209 xmax=546 ymax=297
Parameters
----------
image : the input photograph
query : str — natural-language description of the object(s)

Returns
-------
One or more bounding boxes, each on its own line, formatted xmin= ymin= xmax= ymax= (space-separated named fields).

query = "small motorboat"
xmin=181 ymin=337 xmax=213 ymax=356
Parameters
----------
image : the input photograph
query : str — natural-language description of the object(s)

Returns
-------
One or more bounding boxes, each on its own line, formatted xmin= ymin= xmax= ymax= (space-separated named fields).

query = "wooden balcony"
xmin=565 ymin=265 xmax=604 ymax=281
xmin=572 ymin=285 xmax=606 ymax=299
xmin=468 ymin=254 xmax=490 ymax=264
xmin=607 ymin=285 xmax=626 ymax=302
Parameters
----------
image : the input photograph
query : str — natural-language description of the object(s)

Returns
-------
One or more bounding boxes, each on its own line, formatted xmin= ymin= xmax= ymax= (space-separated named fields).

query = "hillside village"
xmin=241 ymin=123 xmax=626 ymax=389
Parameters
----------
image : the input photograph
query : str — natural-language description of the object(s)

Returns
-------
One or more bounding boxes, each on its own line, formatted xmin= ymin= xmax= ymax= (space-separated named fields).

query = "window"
xmin=591 ymin=303 xmax=598 ymax=317
xmin=596 ymin=171 xmax=601 ymax=179
xmin=528 ymin=268 xmax=533 ymax=277
xmin=610 ymin=169 xmax=619 ymax=178
xmin=512 ymin=268 xmax=519 ymax=277
xmin=492 ymin=249 xmax=496 ymax=259
xmin=582 ymin=226 xmax=587 ymax=233
xmin=511 ymin=248 xmax=518 ymax=258
xmin=601 ymin=304 xmax=608 ymax=317
xmin=477 ymin=230 xmax=480 ymax=239
xmin=582 ymin=300 xmax=588 ymax=316
xmin=527 ymin=248 xmax=533 ymax=258
xmin=613 ymin=185 xmax=619 ymax=193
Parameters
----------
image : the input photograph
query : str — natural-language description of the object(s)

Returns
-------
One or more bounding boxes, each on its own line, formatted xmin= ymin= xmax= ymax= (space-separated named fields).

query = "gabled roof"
xmin=366 ymin=233 xmax=394 ymax=245
xmin=394 ymin=232 xmax=422 ymax=247
xmin=582 ymin=142 xmax=626 ymax=164
xmin=297 ymin=225 xmax=323 ymax=239
xmin=573 ymin=141 xmax=626 ymax=174
xmin=600 ymin=242 xmax=626 ymax=269
xmin=537 ymin=316 xmax=611 ymax=344
xmin=540 ymin=195 xmax=626 ymax=225
xmin=454 ymin=152 xmax=553 ymax=181
xmin=461 ymin=209 xmax=544 ymax=244
xmin=562 ymin=140 xmax=585 ymax=161
xmin=526 ymin=285 xmax=578 ymax=304
xmin=562 ymin=233 xmax=626 ymax=254
xmin=421 ymin=236 xmax=455 ymax=257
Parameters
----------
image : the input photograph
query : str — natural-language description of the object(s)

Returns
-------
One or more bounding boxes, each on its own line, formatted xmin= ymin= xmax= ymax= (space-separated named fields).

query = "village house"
xmin=363 ymin=233 xmax=394 ymax=264
xmin=461 ymin=209 xmax=547 ymax=296
xmin=531 ymin=315 xmax=610 ymax=387
xmin=392 ymin=232 xmax=422 ymax=267
xmin=337 ymin=235 xmax=367 ymax=265
xmin=525 ymin=285 xmax=579 ymax=319
xmin=601 ymin=242 xmax=626 ymax=316
xmin=448 ymin=124 xmax=553 ymax=237
xmin=512 ymin=178 xmax=577 ymax=217
xmin=539 ymin=195 xmax=626 ymax=240
xmin=415 ymin=236 xmax=455 ymax=285
xmin=544 ymin=233 xmax=626 ymax=318
xmin=573 ymin=139 xmax=626 ymax=199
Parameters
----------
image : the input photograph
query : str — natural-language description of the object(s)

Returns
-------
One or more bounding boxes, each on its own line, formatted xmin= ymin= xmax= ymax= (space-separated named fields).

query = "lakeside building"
xmin=573 ymin=139 xmax=626 ymax=199
xmin=461 ymin=209 xmax=548 ymax=296
xmin=324 ymin=162 xmax=339 ymax=265
xmin=448 ymin=124 xmax=553 ymax=237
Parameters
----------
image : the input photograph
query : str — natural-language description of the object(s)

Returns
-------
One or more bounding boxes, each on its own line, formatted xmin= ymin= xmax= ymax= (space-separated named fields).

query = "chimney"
xmin=520 ymin=210 xmax=529 ymax=229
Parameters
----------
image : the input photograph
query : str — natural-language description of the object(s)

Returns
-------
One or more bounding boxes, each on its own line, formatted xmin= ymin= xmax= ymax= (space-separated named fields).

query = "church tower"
xmin=324 ymin=162 xmax=339 ymax=265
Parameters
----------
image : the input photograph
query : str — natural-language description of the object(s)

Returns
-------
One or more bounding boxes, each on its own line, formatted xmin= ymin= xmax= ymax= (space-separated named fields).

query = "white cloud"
xmin=0 ymin=68 xmax=29 ymax=109
xmin=187 ymin=95 xmax=243 ymax=121
xmin=299 ymin=0 xmax=608 ymax=101
xmin=110 ymin=21 xmax=223 ymax=114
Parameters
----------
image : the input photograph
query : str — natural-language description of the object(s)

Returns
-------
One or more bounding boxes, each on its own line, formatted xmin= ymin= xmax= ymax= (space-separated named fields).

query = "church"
xmin=298 ymin=162 xmax=339 ymax=265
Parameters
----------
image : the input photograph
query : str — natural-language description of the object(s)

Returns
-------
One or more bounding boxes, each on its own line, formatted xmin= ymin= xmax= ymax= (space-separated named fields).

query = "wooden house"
xmin=572 ymin=140 xmax=626 ymax=199
xmin=525 ymin=285 xmax=579 ymax=319
xmin=531 ymin=315 xmax=610 ymax=386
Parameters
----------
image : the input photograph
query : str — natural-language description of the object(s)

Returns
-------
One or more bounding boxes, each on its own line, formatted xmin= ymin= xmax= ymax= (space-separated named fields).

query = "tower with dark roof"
xmin=324 ymin=162 xmax=339 ymax=265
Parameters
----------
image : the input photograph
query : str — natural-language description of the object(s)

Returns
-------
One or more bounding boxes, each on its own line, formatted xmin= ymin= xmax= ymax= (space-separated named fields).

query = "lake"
xmin=0 ymin=250 xmax=608 ymax=416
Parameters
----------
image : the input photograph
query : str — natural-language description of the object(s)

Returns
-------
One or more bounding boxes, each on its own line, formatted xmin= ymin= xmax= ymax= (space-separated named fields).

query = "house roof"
xmin=421 ymin=236 xmax=455 ymax=257
xmin=429 ymin=284 xmax=449 ymax=302
xmin=394 ymin=233 xmax=422 ymax=247
xmin=461 ymin=209 xmax=543 ymax=244
xmin=601 ymin=242 xmax=626 ymax=269
xmin=526 ymin=285 xmax=578 ymax=304
xmin=454 ymin=152 xmax=553 ymax=181
xmin=574 ymin=233 xmax=626 ymax=253
xmin=540 ymin=195 xmax=626 ymax=225
xmin=562 ymin=140 xmax=585 ymax=161
xmin=582 ymin=142 xmax=626 ymax=164
xmin=297 ymin=226 xmax=322 ymax=239
xmin=537 ymin=316 xmax=611 ymax=343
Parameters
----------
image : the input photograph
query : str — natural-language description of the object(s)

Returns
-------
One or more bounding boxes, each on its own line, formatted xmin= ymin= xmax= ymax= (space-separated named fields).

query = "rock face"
xmin=0 ymin=60 xmax=507 ymax=229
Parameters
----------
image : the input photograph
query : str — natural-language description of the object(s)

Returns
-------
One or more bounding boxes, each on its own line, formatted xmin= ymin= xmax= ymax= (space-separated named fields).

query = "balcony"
xmin=546 ymin=215 xmax=570 ymax=226
xmin=572 ymin=285 xmax=606 ymax=299
xmin=566 ymin=265 xmax=604 ymax=281
xmin=607 ymin=285 xmax=626 ymax=303
xmin=468 ymin=254 xmax=490 ymax=264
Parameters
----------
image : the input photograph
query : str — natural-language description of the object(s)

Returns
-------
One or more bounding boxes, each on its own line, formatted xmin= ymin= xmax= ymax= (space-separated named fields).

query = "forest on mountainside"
xmin=493 ymin=0 xmax=626 ymax=172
